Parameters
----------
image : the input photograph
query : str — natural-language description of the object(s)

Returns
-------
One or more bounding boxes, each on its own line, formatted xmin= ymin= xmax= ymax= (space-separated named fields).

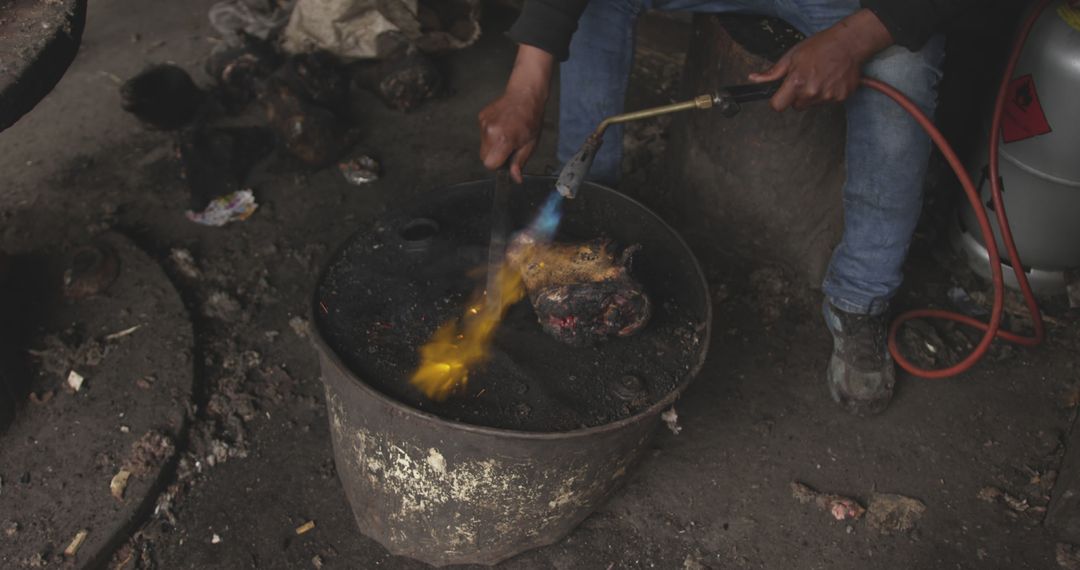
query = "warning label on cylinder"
xmin=1001 ymin=74 xmax=1052 ymax=143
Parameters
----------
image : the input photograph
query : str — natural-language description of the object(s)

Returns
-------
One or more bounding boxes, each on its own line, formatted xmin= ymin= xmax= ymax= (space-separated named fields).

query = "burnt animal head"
xmin=121 ymin=64 xmax=206 ymax=130
xmin=508 ymin=238 xmax=652 ymax=347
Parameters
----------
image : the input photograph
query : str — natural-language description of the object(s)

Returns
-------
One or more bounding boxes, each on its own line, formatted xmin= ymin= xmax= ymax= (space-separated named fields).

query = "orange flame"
xmin=410 ymin=263 xmax=526 ymax=401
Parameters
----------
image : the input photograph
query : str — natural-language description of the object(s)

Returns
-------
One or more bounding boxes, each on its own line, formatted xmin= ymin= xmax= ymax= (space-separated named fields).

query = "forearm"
xmin=477 ymin=45 xmax=555 ymax=179
xmin=506 ymin=44 xmax=555 ymax=101
xmin=835 ymin=8 xmax=895 ymax=62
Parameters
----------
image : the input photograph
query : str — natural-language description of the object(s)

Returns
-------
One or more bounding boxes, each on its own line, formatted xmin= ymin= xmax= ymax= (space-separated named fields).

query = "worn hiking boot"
xmin=822 ymin=301 xmax=895 ymax=416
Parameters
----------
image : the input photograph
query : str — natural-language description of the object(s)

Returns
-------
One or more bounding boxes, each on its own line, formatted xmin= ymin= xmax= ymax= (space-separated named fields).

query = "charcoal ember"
xmin=121 ymin=64 xmax=207 ymax=130
xmin=205 ymin=34 xmax=283 ymax=111
xmin=258 ymin=79 xmax=345 ymax=167
xmin=509 ymin=238 xmax=652 ymax=347
xmin=353 ymin=33 xmax=442 ymax=112
xmin=176 ymin=127 xmax=274 ymax=211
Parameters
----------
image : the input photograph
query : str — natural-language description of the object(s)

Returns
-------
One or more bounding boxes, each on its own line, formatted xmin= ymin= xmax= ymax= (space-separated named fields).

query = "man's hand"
xmin=479 ymin=45 xmax=555 ymax=183
xmin=749 ymin=9 xmax=893 ymax=111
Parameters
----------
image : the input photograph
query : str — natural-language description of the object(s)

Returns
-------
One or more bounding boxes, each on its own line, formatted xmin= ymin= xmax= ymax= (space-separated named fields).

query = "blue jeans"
xmin=559 ymin=0 xmax=945 ymax=316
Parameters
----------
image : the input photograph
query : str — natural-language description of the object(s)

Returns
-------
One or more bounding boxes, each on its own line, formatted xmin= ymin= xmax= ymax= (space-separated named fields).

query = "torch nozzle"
xmin=555 ymin=135 xmax=603 ymax=199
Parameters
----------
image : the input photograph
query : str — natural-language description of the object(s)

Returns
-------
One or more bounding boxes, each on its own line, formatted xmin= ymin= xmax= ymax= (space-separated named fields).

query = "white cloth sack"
xmin=282 ymin=0 xmax=480 ymax=59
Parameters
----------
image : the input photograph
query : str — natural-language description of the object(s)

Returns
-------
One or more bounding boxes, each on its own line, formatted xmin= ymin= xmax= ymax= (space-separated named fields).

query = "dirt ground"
xmin=2 ymin=1 xmax=1079 ymax=569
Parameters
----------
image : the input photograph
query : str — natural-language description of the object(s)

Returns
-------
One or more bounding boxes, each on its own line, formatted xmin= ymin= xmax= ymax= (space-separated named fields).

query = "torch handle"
xmin=485 ymin=168 xmax=512 ymax=307
xmin=722 ymin=80 xmax=783 ymax=103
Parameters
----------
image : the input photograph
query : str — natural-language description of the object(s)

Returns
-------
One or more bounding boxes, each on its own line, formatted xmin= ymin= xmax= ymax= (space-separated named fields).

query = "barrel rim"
xmin=310 ymin=176 xmax=713 ymax=441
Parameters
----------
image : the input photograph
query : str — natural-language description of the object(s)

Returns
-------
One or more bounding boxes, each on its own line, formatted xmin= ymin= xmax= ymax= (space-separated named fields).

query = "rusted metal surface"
xmin=320 ymin=358 xmax=658 ymax=566
xmin=311 ymin=178 xmax=712 ymax=566
xmin=0 ymin=0 xmax=87 ymax=132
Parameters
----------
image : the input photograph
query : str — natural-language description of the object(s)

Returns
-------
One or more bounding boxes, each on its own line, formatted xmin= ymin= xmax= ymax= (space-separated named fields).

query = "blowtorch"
xmin=551 ymin=0 xmax=1052 ymax=382
xmin=554 ymin=80 xmax=781 ymax=199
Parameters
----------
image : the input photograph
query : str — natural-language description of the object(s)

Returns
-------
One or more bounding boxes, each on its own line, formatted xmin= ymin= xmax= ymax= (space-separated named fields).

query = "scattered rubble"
xmin=170 ymin=248 xmax=201 ymax=279
xmin=63 ymin=243 xmax=120 ymax=299
xmin=122 ymin=430 xmax=176 ymax=477
xmin=66 ymin=370 xmax=85 ymax=392
xmin=661 ymin=407 xmax=681 ymax=435
xmin=1033 ymin=469 xmax=1058 ymax=494
xmin=897 ymin=319 xmax=962 ymax=369
xmin=977 ymin=485 xmax=1004 ymax=503
xmin=204 ymin=291 xmax=243 ymax=320
xmin=110 ymin=469 xmax=132 ymax=501
xmin=1004 ymin=493 xmax=1030 ymax=513
xmin=866 ymin=493 xmax=926 ymax=535
xmin=791 ymin=484 xmax=924 ymax=532
xmin=1063 ymin=386 xmax=1080 ymax=410
xmin=289 ymin=316 xmax=310 ymax=338
xmin=338 ymin=155 xmax=381 ymax=185
xmin=1058 ymin=542 xmax=1080 ymax=569
xmin=29 ymin=390 xmax=55 ymax=405
xmin=682 ymin=552 xmax=707 ymax=570
xmin=978 ymin=485 xmax=1043 ymax=517
xmin=790 ymin=481 xmax=866 ymax=522
xmin=64 ymin=529 xmax=89 ymax=558
xmin=295 ymin=520 xmax=316 ymax=535
xmin=104 ymin=325 xmax=142 ymax=342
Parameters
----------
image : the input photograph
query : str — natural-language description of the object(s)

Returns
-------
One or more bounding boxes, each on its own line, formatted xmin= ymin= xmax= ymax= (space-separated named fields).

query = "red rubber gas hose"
xmin=873 ymin=0 xmax=1050 ymax=378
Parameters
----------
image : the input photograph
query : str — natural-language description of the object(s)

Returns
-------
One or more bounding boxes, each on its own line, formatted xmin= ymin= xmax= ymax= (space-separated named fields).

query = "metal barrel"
xmin=311 ymin=178 xmax=711 ymax=566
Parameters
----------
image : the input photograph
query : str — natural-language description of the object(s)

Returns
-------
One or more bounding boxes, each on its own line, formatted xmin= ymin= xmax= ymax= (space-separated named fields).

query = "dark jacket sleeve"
xmin=506 ymin=0 xmax=590 ymax=61
xmin=860 ymin=0 xmax=978 ymax=50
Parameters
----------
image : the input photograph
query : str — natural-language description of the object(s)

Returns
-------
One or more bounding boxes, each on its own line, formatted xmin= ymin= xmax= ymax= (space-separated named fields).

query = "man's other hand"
xmin=748 ymin=9 xmax=893 ymax=112
xmin=479 ymin=45 xmax=554 ymax=183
